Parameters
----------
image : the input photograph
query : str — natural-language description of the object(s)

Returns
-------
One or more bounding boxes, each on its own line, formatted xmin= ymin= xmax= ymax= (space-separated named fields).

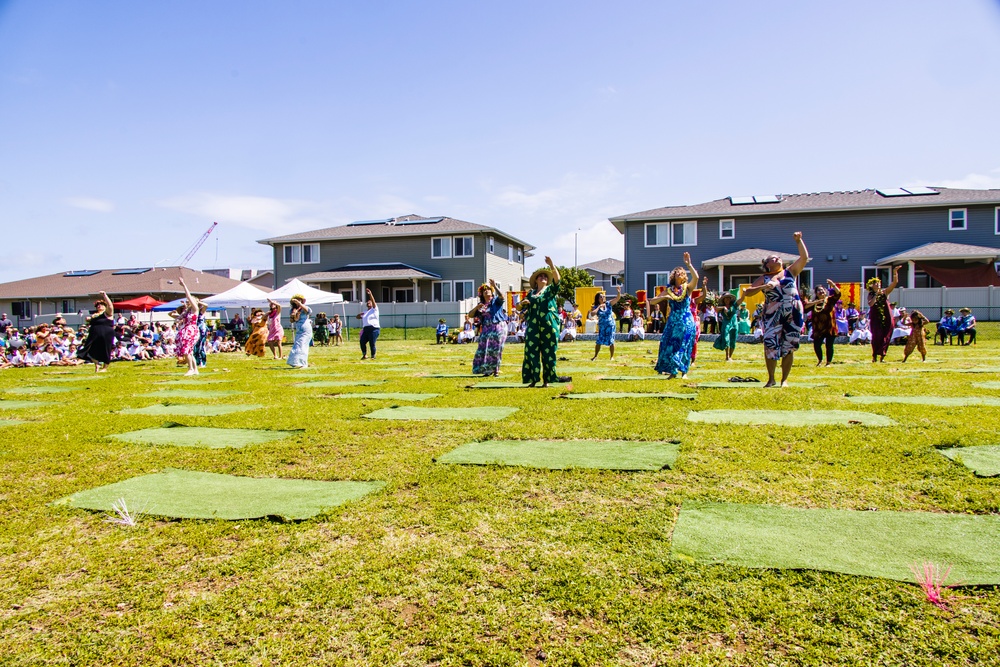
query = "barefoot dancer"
xmin=741 ymin=232 xmax=810 ymax=387
xmin=804 ymin=279 xmax=841 ymax=366
xmin=867 ymin=266 xmax=900 ymax=363
xmin=712 ymin=291 xmax=745 ymax=361
xmin=77 ymin=291 xmax=114 ymax=373
xmin=650 ymin=252 xmax=698 ymax=379
xmin=174 ymin=277 xmax=201 ymax=375
xmin=471 ymin=279 xmax=508 ymax=376
xmin=286 ymin=295 xmax=313 ymax=368
xmin=265 ymin=298 xmax=284 ymax=359
xmin=520 ymin=256 xmax=569 ymax=388
xmin=590 ymin=286 xmax=622 ymax=361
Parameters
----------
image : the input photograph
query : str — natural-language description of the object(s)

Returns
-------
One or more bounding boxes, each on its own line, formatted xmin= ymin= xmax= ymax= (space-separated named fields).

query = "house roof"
xmin=875 ymin=242 xmax=1000 ymax=265
xmin=258 ymin=214 xmax=536 ymax=251
xmin=609 ymin=187 xmax=1000 ymax=231
xmin=296 ymin=263 xmax=442 ymax=283
xmin=0 ymin=267 xmax=247 ymax=301
xmin=578 ymin=258 xmax=625 ymax=275
xmin=700 ymin=248 xmax=802 ymax=268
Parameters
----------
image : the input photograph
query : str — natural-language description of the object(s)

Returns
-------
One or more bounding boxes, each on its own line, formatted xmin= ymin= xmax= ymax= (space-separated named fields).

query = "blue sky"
xmin=2 ymin=0 xmax=999 ymax=283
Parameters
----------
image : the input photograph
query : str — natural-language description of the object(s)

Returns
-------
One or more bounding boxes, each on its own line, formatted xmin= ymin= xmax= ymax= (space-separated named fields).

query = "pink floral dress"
xmin=175 ymin=311 xmax=199 ymax=357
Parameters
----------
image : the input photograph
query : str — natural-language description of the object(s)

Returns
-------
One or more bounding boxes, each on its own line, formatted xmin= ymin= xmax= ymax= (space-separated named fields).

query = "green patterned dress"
xmin=521 ymin=280 xmax=561 ymax=385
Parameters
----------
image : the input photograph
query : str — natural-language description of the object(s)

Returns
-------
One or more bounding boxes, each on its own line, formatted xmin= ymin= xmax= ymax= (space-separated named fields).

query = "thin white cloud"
xmin=68 ymin=196 xmax=115 ymax=213
xmin=157 ymin=193 xmax=332 ymax=236
xmin=549 ymin=221 xmax=624 ymax=267
xmin=909 ymin=168 xmax=1000 ymax=191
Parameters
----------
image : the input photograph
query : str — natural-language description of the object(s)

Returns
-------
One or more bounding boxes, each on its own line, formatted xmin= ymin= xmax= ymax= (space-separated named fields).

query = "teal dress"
xmin=713 ymin=307 xmax=739 ymax=351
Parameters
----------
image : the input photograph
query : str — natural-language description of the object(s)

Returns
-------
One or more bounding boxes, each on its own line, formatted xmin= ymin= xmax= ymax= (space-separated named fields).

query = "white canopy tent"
xmin=265 ymin=278 xmax=345 ymax=306
xmin=201 ymin=281 xmax=272 ymax=308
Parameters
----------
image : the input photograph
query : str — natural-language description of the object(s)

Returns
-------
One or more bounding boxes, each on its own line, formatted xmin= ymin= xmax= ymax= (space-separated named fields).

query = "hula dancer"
xmin=471 ymin=279 xmax=508 ymax=376
xmin=265 ymin=299 xmax=284 ymax=359
xmin=804 ymin=279 xmax=841 ymax=366
xmin=866 ymin=266 xmax=900 ymax=362
xmin=77 ymin=291 xmax=115 ymax=373
xmin=286 ymin=295 xmax=313 ymax=368
xmin=314 ymin=312 xmax=330 ymax=346
xmin=174 ymin=277 xmax=201 ymax=376
xmin=712 ymin=291 xmax=744 ymax=361
xmin=650 ymin=252 xmax=699 ymax=379
xmin=590 ymin=286 xmax=622 ymax=360
xmin=520 ymin=256 xmax=570 ymax=387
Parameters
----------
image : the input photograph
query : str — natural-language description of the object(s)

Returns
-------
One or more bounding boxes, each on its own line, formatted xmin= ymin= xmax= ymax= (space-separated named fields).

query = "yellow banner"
xmin=575 ymin=286 xmax=605 ymax=315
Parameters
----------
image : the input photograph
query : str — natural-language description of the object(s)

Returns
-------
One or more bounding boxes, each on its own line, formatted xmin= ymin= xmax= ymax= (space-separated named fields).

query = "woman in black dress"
xmin=78 ymin=291 xmax=115 ymax=373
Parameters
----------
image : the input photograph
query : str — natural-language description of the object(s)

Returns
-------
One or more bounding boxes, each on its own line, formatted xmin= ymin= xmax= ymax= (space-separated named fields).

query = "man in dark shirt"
xmin=0 ymin=313 xmax=12 ymax=333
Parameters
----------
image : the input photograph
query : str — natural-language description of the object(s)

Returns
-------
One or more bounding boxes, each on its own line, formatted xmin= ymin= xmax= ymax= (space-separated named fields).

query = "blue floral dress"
xmin=761 ymin=270 xmax=803 ymax=360
xmin=595 ymin=303 xmax=616 ymax=346
xmin=655 ymin=294 xmax=697 ymax=375
xmin=287 ymin=307 xmax=313 ymax=368
xmin=472 ymin=295 xmax=508 ymax=375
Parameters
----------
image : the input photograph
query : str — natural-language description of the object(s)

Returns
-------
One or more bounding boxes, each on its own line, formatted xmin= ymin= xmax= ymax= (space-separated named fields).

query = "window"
xmin=728 ymin=274 xmax=756 ymax=290
xmin=508 ymin=244 xmax=514 ymax=262
xmin=488 ymin=236 xmax=494 ymax=254
xmin=672 ymin=221 xmax=697 ymax=246
xmin=302 ymin=243 xmax=320 ymax=264
xmin=454 ymin=280 xmax=475 ymax=301
xmin=432 ymin=281 xmax=452 ymax=302
xmin=454 ymin=236 xmax=474 ymax=258
xmin=393 ymin=288 xmax=415 ymax=303
xmin=995 ymin=207 xmax=1000 ymax=235
xmin=797 ymin=267 xmax=813 ymax=292
xmin=516 ymin=248 xmax=523 ymax=263
xmin=645 ymin=223 xmax=670 ymax=247
xmin=381 ymin=287 xmax=391 ymax=303
xmin=283 ymin=244 xmax=301 ymax=264
xmin=862 ymin=266 xmax=890 ymax=287
xmin=61 ymin=299 xmax=75 ymax=313
xmin=12 ymin=300 xmax=30 ymax=318
xmin=719 ymin=219 xmax=735 ymax=239
xmin=339 ymin=290 xmax=353 ymax=302
xmin=431 ymin=237 xmax=452 ymax=259
xmin=949 ymin=208 xmax=967 ymax=231
xmin=610 ymin=275 xmax=622 ymax=287
xmin=645 ymin=272 xmax=672 ymax=295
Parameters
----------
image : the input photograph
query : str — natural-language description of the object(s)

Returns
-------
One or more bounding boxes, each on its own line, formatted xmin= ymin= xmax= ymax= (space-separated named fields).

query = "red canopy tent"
xmin=111 ymin=295 xmax=165 ymax=312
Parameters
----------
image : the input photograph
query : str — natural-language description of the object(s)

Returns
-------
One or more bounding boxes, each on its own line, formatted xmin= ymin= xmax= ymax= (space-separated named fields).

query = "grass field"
xmin=1 ymin=334 xmax=999 ymax=666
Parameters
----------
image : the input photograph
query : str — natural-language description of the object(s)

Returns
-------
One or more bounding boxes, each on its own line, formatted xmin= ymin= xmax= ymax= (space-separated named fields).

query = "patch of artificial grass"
xmin=119 ymin=404 xmax=263 ymax=416
xmin=155 ymin=379 xmax=230 ymax=385
xmin=436 ymin=440 xmax=680 ymax=470
xmin=938 ymin=445 xmax=1000 ymax=477
xmin=671 ymin=500 xmax=1000 ymax=584
xmin=5 ymin=386 xmax=80 ymax=394
xmin=107 ymin=425 xmax=301 ymax=449
xmin=295 ymin=380 xmax=385 ymax=387
xmin=559 ymin=392 xmax=697 ymax=400
xmin=325 ymin=393 xmax=441 ymax=401
xmin=143 ymin=389 xmax=245 ymax=399
xmin=0 ymin=418 xmax=26 ymax=427
xmin=467 ymin=382 xmax=570 ymax=389
xmin=845 ymin=395 xmax=1000 ymax=406
xmin=972 ymin=381 xmax=1000 ymax=389
xmin=362 ymin=406 xmax=518 ymax=421
xmin=687 ymin=409 xmax=895 ymax=426
xmin=55 ymin=469 xmax=385 ymax=520
xmin=0 ymin=400 xmax=55 ymax=410
xmin=690 ymin=382 xmax=827 ymax=388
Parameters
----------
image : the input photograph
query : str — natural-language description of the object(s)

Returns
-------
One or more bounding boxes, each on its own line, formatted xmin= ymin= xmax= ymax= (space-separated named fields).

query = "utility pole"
xmin=574 ymin=229 xmax=579 ymax=267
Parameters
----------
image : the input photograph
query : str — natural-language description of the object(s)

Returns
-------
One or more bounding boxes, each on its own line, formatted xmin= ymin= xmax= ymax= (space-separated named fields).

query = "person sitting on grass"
xmin=560 ymin=315 xmax=578 ymax=342
xmin=890 ymin=309 xmax=911 ymax=345
xmin=457 ymin=316 xmax=476 ymax=343
xmin=628 ymin=312 xmax=646 ymax=341
xmin=436 ymin=319 xmax=449 ymax=344
xmin=957 ymin=308 xmax=976 ymax=345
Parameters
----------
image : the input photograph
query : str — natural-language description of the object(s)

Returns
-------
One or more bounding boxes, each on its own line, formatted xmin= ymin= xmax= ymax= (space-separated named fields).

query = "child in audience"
xmin=902 ymin=310 xmax=930 ymax=362
xmin=436 ymin=319 xmax=449 ymax=344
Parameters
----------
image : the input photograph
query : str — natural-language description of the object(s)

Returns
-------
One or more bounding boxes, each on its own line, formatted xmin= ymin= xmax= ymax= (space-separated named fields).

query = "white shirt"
xmin=362 ymin=306 xmax=380 ymax=328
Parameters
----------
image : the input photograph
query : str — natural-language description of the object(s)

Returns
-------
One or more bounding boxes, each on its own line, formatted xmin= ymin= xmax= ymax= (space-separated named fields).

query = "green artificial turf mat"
xmin=799 ymin=375 xmax=907 ymax=381
xmin=421 ymin=373 xmax=488 ymax=378
xmin=938 ymin=445 xmax=1000 ymax=477
xmin=905 ymin=366 xmax=1000 ymax=374
xmin=468 ymin=382 xmax=569 ymax=389
xmin=155 ymin=379 xmax=229 ymax=385
xmin=107 ymin=425 xmax=300 ymax=449
xmin=560 ymin=392 xmax=697 ymax=400
xmin=844 ymin=395 xmax=1000 ymax=406
xmin=972 ymin=381 xmax=1000 ymax=389
xmin=5 ymin=386 xmax=80 ymax=395
xmin=295 ymin=380 xmax=385 ymax=387
xmin=363 ymin=406 xmax=518 ymax=421
xmin=56 ymin=469 xmax=385 ymax=520
xmin=144 ymin=389 xmax=244 ymax=399
xmin=436 ymin=440 xmax=680 ymax=470
xmin=690 ymin=382 xmax=826 ymax=388
xmin=0 ymin=400 xmax=55 ymax=410
xmin=326 ymin=392 xmax=441 ymax=401
xmin=671 ymin=500 xmax=1000 ymax=584
xmin=41 ymin=376 xmax=106 ymax=383
xmin=687 ymin=409 xmax=894 ymax=426
xmin=0 ymin=419 xmax=26 ymax=427
xmin=119 ymin=404 xmax=263 ymax=416
xmin=599 ymin=375 xmax=675 ymax=381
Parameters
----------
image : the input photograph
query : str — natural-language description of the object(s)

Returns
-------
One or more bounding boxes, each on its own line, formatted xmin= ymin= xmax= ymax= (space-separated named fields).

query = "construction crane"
xmin=175 ymin=221 xmax=218 ymax=267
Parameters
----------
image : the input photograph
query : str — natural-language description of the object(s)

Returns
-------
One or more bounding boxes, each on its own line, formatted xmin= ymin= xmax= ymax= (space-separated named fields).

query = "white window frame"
xmin=301 ymin=243 xmax=320 ymax=264
xmin=431 ymin=237 xmax=452 ymax=259
xmin=671 ymin=220 xmax=698 ymax=247
xmin=610 ymin=275 xmax=622 ymax=287
xmin=644 ymin=223 xmax=670 ymax=248
xmin=949 ymin=208 xmax=967 ymax=231
xmin=454 ymin=279 xmax=475 ymax=301
xmin=508 ymin=243 xmax=514 ymax=263
xmin=393 ymin=287 xmax=415 ymax=303
xmin=644 ymin=271 xmax=673 ymax=295
xmin=516 ymin=248 xmax=523 ymax=263
xmin=797 ymin=267 xmax=813 ymax=292
xmin=431 ymin=281 xmax=452 ymax=303
xmin=719 ymin=219 xmax=735 ymax=240
xmin=283 ymin=244 xmax=301 ymax=265
xmin=994 ymin=207 xmax=1000 ymax=235
xmin=861 ymin=265 xmax=891 ymax=287
xmin=453 ymin=236 xmax=474 ymax=258
xmin=488 ymin=236 xmax=494 ymax=254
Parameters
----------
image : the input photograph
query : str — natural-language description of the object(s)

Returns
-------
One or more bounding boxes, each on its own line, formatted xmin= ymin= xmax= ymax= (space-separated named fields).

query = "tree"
xmin=554 ymin=266 xmax=594 ymax=305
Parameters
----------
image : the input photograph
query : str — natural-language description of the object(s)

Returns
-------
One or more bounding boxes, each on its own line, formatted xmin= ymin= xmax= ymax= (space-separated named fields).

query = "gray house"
xmin=258 ymin=214 xmax=532 ymax=303
xmin=578 ymin=258 xmax=624 ymax=292
xmin=609 ymin=187 xmax=1000 ymax=294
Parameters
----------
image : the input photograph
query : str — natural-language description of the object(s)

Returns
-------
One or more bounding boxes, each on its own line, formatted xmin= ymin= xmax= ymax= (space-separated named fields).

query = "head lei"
xmin=478 ymin=283 xmax=493 ymax=297
xmin=291 ymin=293 xmax=305 ymax=303
xmin=866 ymin=277 xmax=880 ymax=290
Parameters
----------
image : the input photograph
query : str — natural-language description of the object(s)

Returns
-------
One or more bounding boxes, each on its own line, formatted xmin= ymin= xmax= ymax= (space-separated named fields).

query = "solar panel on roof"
xmin=753 ymin=195 xmax=781 ymax=204
xmin=111 ymin=268 xmax=152 ymax=275
xmin=347 ymin=219 xmax=393 ymax=226
xmin=902 ymin=186 xmax=938 ymax=196
xmin=63 ymin=270 xmax=101 ymax=277
xmin=729 ymin=196 xmax=755 ymax=205
xmin=876 ymin=188 xmax=910 ymax=197
xmin=394 ymin=217 xmax=444 ymax=225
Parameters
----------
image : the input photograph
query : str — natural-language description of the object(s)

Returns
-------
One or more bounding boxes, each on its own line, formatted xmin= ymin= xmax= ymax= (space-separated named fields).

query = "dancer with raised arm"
xmin=712 ymin=291 xmax=745 ymax=361
xmin=265 ymin=298 xmax=284 ymax=359
xmin=741 ymin=232 xmax=810 ymax=387
xmin=470 ymin=279 xmax=508 ymax=376
xmin=175 ymin=277 xmax=201 ymax=375
xmin=520 ymin=256 xmax=569 ymax=387
xmin=803 ymin=279 xmax=841 ymax=366
xmin=356 ymin=288 xmax=380 ymax=360
xmin=77 ymin=291 xmax=115 ymax=373
xmin=590 ymin=286 xmax=622 ymax=361
xmin=245 ymin=308 xmax=267 ymax=357
xmin=286 ymin=295 xmax=313 ymax=368
xmin=867 ymin=266 xmax=900 ymax=363
xmin=649 ymin=252 xmax=698 ymax=379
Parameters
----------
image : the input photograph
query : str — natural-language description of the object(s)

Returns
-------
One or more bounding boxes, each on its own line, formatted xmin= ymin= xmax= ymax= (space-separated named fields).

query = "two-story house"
xmin=258 ymin=214 xmax=533 ymax=303
xmin=610 ymin=187 xmax=1000 ymax=295
xmin=578 ymin=258 xmax=624 ymax=292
